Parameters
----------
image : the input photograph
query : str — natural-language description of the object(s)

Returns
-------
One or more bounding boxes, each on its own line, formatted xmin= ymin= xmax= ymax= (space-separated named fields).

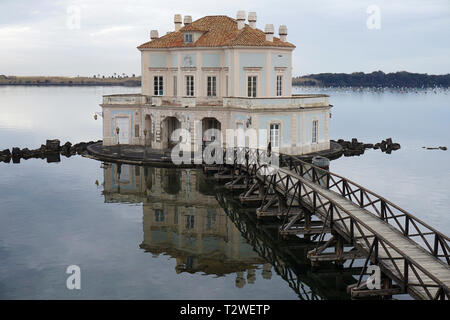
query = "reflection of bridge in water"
xmin=101 ymin=162 xmax=361 ymax=299
xmin=215 ymin=190 xmax=361 ymax=300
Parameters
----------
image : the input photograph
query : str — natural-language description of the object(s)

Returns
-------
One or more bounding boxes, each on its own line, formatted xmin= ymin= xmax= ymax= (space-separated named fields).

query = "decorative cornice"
xmin=243 ymin=67 xmax=262 ymax=71
xmin=201 ymin=67 xmax=222 ymax=72
xmin=181 ymin=67 xmax=197 ymax=72
xmin=148 ymin=67 xmax=168 ymax=71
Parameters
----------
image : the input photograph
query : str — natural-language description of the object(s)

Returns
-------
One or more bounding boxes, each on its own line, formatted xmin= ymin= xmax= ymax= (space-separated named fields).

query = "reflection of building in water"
xmin=102 ymin=163 xmax=271 ymax=286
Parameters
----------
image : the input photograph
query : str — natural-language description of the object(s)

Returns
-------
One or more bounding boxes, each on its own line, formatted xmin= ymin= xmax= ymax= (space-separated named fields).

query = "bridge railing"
xmin=276 ymin=152 xmax=450 ymax=266
xmin=216 ymin=147 xmax=449 ymax=299
xmin=266 ymin=165 xmax=449 ymax=299
xmin=219 ymin=147 xmax=449 ymax=266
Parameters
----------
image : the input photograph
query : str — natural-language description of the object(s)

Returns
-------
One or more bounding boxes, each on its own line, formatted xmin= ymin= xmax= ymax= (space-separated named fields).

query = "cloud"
xmin=89 ymin=26 xmax=136 ymax=37
xmin=0 ymin=0 xmax=449 ymax=76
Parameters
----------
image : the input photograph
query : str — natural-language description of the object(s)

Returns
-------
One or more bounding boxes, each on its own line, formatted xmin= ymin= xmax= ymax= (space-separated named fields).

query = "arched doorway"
xmin=162 ymin=116 xmax=181 ymax=149
xmin=201 ymin=117 xmax=221 ymax=148
xmin=144 ymin=115 xmax=152 ymax=147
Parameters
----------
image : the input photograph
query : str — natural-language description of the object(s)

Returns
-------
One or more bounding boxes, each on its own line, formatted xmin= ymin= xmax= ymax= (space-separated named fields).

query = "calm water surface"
xmin=0 ymin=85 xmax=448 ymax=299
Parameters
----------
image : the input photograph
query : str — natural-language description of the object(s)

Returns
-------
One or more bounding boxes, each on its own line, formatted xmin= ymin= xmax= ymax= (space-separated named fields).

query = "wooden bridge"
xmin=203 ymin=147 xmax=450 ymax=300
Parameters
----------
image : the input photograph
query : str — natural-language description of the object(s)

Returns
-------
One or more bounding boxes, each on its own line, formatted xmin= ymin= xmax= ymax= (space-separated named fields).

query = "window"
xmin=174 ymin=207 xmax=178 ymax=225
xmin=312 ymin=120 xmax=319 ymax=143
xmin=225 ymin=75 xmax=229 ymax=96
xmin=155 ymin=209 xmax=164 ymax=222
xmin=248 ymin=76 xmax=257 ymax=97
xmin=186 ymin=75 xmax=194 ymax=96
xmin=270 ymin=123 xmax=280 ymax=148
xmin=207 ymin=76 xmax=217 ymax=97
xmin=173 ymin=76 xmax=177 ymax=96
xmin=186 ymin=215 xmax=195 ymax=229
xmin=153 ymin=76 xmax=163 ymax=96
xmin=184 ymin=33 xmax=193 ymax=43
xmin=206 ymin=209 xmax=216 ymax=230
xmin=276 ymin=75 xmax=283 ymax=96
xmin=135 ymin=124 xmax=139 ymax=137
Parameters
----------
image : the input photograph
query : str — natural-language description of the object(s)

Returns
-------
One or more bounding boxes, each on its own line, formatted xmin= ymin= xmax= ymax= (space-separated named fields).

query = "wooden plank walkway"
xmin=256 ymin=167 xmax=450 ymax=299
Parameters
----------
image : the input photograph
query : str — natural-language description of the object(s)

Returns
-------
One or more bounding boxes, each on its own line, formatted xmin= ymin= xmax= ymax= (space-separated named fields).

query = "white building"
xmin=101 ymin=12 xmax=331 ymax=155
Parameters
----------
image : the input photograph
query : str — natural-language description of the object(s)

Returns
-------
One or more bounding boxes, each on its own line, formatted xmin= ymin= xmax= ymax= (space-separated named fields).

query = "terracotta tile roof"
xmin=137 ymin=15 xmax=295 ymax=49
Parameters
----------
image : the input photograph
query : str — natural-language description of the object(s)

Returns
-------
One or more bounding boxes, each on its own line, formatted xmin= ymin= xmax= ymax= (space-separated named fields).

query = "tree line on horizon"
xmin=1 ymin=71 xmax=449 ymax=88
xmin=293 ymin=71 xmax=450 ymax=88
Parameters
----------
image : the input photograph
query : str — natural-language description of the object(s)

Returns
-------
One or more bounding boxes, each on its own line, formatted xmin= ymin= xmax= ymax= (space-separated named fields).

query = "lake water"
xmin=0 ymin=85 xmax=448 ymax=299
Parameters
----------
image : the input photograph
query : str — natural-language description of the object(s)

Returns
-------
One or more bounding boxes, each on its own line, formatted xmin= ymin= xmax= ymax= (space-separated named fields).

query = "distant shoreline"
xmin=293 ymin=71 xmax=450 ymax=88
xmin=1 ymin=71 xmax=449 ymax=88
xmin=0 ymin=76 xmax=140 ymax=87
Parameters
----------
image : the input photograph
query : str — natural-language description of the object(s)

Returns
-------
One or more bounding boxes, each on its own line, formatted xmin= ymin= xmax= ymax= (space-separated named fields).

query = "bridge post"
xmin=304 ymin=210 xmax=312 ymax=240
xmin=360 ymin=189 xmax=364 ymax=207
xmin=335 ymin=233 xmax=344 ymax=267
xmin=313 ymin=191 xmax=317 ymax=213
xmin=433 ymin=234 xmax=439 ymax=257
xmin=350 ymin=219 xmax=354 ymax=245
xmin=404 ymin=216 xmax=409 ymax=236
xmin=278 ymin=194 xmax=287 ymax=214
xmin=381 ymin=200 xmax=386 ymax=221
xmin=403 ymin=259 xmax=409 ymax=292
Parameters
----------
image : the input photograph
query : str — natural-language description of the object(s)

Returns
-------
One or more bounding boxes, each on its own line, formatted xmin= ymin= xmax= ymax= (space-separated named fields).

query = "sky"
xmin=0 ymin=0 xmax=449 ymax=77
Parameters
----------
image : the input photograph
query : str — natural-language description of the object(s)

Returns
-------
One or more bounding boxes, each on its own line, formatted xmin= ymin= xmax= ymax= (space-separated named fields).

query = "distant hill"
xmin=293 ymin=71 xmax=450 ymax=88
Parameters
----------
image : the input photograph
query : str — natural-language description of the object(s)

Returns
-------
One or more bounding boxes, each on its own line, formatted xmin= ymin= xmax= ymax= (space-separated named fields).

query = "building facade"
xmin=101 ymin=12 xmax=331 ymax=155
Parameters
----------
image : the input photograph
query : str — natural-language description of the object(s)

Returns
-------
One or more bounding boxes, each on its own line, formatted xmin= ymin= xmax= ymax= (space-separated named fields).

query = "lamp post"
xmin=143 ymin=129 xmax=148 ymax=160
xmin=116 ymin=127 xmax=120 ymax=157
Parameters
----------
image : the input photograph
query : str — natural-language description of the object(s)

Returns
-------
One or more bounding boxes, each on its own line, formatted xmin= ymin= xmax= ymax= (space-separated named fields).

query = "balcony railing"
xmin=223 ymin=94 xmax=329 ymax=109
xmin=102 ymin=94 xmax=149 ymax=105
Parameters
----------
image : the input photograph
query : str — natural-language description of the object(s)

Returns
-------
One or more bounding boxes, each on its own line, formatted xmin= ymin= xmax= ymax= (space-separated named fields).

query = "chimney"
xmin=237 ymin=10 xmax=246 ymax=30
xmin=150 ymin=30 xmax=159 ymax=40
xmin=174 ymin=14 xmax=182 ymax=32
xmin=279 ymin=25 xmax=287 ymax=42
xmin=184 ymin=15 xmax=192 ymax=26
xmin=248 ymin=12 xmax=257 ymax=29
xmin=264 ymin=24 xmax=274 ymax=42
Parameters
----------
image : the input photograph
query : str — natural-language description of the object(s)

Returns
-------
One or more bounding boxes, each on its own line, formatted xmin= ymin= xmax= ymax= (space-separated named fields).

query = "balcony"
xmin=102 ymin=94 xmax=329 ymax=110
